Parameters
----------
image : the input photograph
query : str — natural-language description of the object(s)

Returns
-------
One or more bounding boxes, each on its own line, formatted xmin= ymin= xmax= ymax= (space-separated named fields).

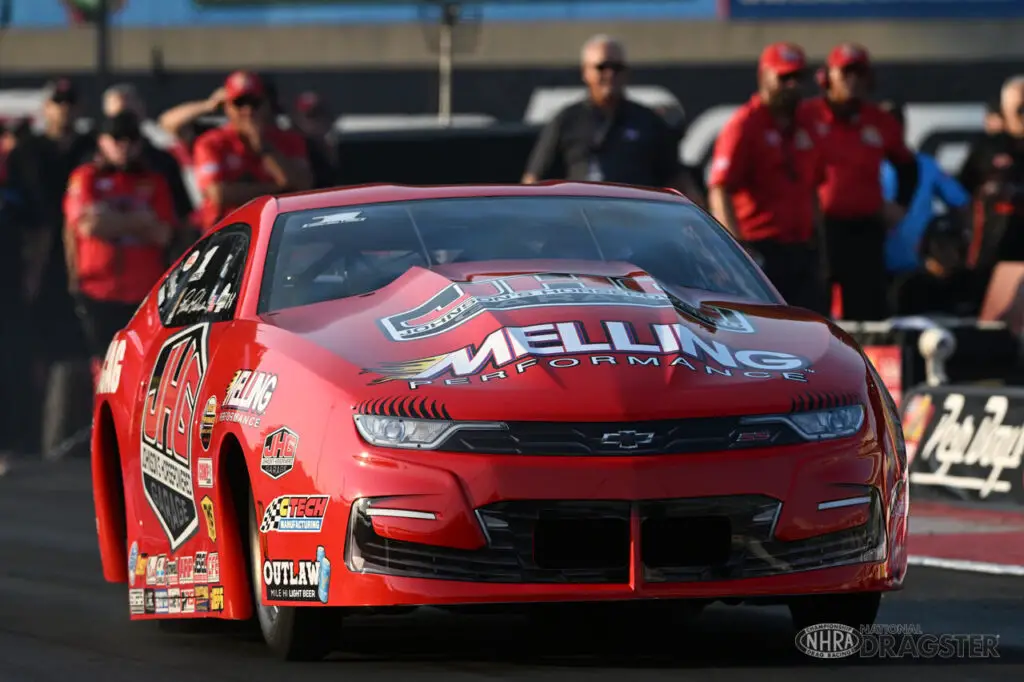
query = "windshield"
xmin=258 ymin=196 xmax=776 ymax=313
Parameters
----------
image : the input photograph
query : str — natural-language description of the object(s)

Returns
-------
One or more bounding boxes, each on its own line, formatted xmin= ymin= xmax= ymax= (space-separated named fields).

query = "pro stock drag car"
xmin=91 ymin=182 xmax=908 ymax=661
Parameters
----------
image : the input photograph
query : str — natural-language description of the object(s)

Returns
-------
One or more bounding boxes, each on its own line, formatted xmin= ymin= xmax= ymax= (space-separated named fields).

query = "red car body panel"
xmin=90 ymin=182 xmax=909 ymax=621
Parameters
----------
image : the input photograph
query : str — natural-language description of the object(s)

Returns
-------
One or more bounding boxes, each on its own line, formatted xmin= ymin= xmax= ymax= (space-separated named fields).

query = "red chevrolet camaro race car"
xmin=91 ymin=182 xmax=908 ymax=660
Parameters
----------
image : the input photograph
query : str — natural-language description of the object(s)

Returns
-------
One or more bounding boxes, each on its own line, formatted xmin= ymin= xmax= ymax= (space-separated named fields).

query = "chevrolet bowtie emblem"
xmin=600 ymin=430 xmax=655 ymax=450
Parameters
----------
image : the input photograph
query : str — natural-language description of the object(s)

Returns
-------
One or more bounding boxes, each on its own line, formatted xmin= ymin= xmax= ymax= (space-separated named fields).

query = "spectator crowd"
xmin=0 ymin=37 xmax=1018 ymax=459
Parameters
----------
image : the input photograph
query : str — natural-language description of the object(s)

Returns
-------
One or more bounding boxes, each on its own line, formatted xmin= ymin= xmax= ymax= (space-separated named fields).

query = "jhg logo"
xmin=795 ymin=623 xmax=1000 ymax=659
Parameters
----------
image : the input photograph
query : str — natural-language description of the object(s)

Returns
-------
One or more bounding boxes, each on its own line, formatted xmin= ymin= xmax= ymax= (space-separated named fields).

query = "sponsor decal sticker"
xmin=211 ymin=585 xmax=225 ymax=612
xmin=199 ymin=396 xmax=217 ymax=451
xmin=201 ymin=496 xmax=217 ymax=542
xmin=195 ymin=551 xmax=209 ymax=584
xmin=260 ymin=427 xmax=298 ymax=479
xmin=364 ymin=319 xmax=810 ymax=389
xmin=155 ymin=589 xmax=168 ymax=614
xmin=97 ymin=337 xmax=126 ymax=394
xmin=177 ymin=555 xmax=194 ymax=584
xmin=166 ymin=559 xmax=178 ymax=586
xmin=196 ymin=585 xmax=210 ymax=612
xmin=129 ymin=588 xmax=144 ymax=615
xmin=378 ymin=273 xmax=754 ymax=342
xmin=220 ymin=370 xmax=277 ymax=428
xmin=136 ymin=554 xmax=148 ymax=584
xmin=141 ymin=324 xmax=210 ymax=551
xmin=181 ymin=587 xmax=196 ymax=614
xmin=127 ymin=541 xmax=139 ymax=587
xmin=208 ymin=552 xmax=220 ymax=583
xmin=197 ymin=457 xmax=214 ymax=489
xmin=144 ymin=589 xmax=156 ymax=614
xmin=155 ymin=555 xmax=167 ymax=587
xmin=263 ymin=545 xmax=331 ymax=603
xmin=145 ymin=555 xmax=157 ymax=585
xmin=259 ymin=495 xmax=329 ymax=533
xmin=168 ymin=587 xmax=182 ymax=614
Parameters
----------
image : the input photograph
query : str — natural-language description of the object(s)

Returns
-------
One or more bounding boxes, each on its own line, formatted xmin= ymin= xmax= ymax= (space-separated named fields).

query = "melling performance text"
xmin=366 ymin=320 xmax=812 ymax=388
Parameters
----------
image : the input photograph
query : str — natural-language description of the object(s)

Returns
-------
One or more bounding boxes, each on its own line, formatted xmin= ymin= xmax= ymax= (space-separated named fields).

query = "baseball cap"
xmin=759 ymin=43 xmax=807 ymax=76
xmin=827 ymin=43 xmax=871 ymax=70
xmin=43 ymin=77 xmax=78 ymax=104
xmin=100 ymin=111 xmax=142 ymax=141
xmin=224 ymin=71 xmax=265 ymax=101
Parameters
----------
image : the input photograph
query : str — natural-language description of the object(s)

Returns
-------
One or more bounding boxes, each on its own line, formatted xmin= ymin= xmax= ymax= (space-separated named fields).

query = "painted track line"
xmin=909 ymin=555 xmax=1024 ymax=576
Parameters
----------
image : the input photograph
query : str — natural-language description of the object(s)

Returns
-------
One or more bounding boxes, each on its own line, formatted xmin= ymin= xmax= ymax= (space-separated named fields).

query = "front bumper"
xmin=275 ymin=435 xmax=906 ymax=607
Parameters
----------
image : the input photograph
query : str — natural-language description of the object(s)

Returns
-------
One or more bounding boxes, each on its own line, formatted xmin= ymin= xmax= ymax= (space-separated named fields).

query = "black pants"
xmin=824 ymin=216 xmax=889 ymax=321
xmin=744 ymin=239 xmax=828 ymax=315
xmin=74 ymin=295 xmax=138 ymax=359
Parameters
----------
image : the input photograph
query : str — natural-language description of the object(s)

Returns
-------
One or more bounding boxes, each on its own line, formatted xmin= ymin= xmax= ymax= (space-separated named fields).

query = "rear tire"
xmin=247 ymin=489 xmax=342 ymax=661
xmin=789 ymin=592 xmax=882 ymax=632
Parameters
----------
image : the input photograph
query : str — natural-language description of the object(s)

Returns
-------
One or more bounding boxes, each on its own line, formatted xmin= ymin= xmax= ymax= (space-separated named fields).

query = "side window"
xmin=158 ymin=225 xmax=251 ymax=328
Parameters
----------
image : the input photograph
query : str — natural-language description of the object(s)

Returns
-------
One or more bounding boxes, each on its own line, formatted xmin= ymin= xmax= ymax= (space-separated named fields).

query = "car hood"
xmin=261 ymin=262 xmax=870 ymax=421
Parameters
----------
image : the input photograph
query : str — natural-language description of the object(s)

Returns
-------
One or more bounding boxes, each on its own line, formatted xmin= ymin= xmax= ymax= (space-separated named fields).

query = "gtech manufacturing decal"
xmin=259 ymin=495 xmax=329 ymax=533
xmin=140 ymin=324 xmax=210 ymax=551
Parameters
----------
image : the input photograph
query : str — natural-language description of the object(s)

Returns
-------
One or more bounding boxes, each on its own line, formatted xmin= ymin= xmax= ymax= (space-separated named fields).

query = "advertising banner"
xmin=727 ymin=0 xmax=1024 ymax=20
xmin=902 ymin=385 xmax=1024 ymax=507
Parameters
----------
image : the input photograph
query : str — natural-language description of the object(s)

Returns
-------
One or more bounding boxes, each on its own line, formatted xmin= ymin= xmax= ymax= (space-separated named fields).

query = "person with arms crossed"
xmin=63 ymin=112 xmax=175 ymax=382
xmin=803 ymin=43 xmax=918 ymax=321
xmin=522 ymin=34 xmax=702 ymax=203
xmin=708 ymin=43 xmax=827 ymax=314
xmin=193 ymin=71 xmax=312 ymax=235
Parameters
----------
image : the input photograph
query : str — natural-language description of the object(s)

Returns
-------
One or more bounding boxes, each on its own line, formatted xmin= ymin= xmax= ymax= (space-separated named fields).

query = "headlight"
xmin=352 ymin=415 xmax=506 ymax=450
xmin=740 ymin=405 xmax=865 ymax=441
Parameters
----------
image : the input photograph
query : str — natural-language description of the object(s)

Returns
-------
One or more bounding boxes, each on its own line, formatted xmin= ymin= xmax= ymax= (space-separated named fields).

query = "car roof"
xmin=273 ymin=181 xmax=690 ymax=215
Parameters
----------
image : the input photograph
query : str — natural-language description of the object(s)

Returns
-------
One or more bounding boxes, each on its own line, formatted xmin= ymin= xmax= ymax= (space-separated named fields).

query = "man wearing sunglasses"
xmin=193 ymin=70 xmax=312 ymax=234
xmin=708 ymin=43 xmax=827 ymax=315
xmin=522 ymin=34 xmax=702 ymax=202
xmin=802 ymin=43 xmax=918 ymax=321
xmin=63 ymin=111 xmax=176 ymax=383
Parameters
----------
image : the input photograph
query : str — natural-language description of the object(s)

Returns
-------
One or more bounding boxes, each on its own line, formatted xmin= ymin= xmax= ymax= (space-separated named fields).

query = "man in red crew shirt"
xmin=802 ymin=43 xmax=918 ymax=320
xmin=193 ymin=71 xmax=312 ymax=234
xmin=64 ymin=111 xmax=175 ymax=379
xmin=708 ymin=43 xmax=827 ymax=314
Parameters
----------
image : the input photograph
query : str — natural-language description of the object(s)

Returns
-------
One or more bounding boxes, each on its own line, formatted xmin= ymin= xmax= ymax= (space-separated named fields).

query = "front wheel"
xmin=247 ymin=489 xmax=342 ymax=661
xmin=789 ymin=592 xmax=882 ymax=633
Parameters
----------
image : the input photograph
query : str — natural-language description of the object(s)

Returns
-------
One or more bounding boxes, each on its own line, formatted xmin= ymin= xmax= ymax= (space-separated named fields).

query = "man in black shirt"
xmin=522 ymin=35 xmax=703 ymax=203
xmin=6 ymin=79 xmax=96 ymax=356
xmin=293 ymin=91 xmax=340 ymax=189
xmin=890 ymin=215 xmax=977 ymax=317
xmin=958 ymin=75 xmax=1024 ymax=293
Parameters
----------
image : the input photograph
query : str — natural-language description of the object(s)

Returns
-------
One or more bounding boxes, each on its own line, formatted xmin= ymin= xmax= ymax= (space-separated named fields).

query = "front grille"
xmin=347 ymin=500 xmax=631 ymax=583
xmin=345 ymin=493 xmax=884 ymax=584
xmin=438 ymin=418 xmax=803 ymax=456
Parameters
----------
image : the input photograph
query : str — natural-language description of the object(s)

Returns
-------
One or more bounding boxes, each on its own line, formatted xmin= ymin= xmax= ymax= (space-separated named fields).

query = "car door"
xmin=133 ymin=225 xmax=251 ymax=553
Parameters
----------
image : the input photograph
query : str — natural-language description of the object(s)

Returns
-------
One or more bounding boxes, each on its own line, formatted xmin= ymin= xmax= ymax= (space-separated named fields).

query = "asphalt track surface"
xmin=2 ymin=459 xmax=1023 ymax=681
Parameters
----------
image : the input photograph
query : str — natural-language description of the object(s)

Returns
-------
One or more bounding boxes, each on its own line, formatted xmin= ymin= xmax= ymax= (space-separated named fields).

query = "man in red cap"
xmin=803 ymin=43 xmax=918 ymax=320
xmin=192 ymin=70 xmax=312 ymax=234
xmin=708 ymin=42 xmax=827 ymax=313
xmin=293 ymin=91 xmax=340 ymax=188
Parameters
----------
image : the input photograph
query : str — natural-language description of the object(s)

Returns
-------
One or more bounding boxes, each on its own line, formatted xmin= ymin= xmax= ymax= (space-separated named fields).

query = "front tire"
xmin=247 ymin=489 xmax=342 ymax=661
xmin=789 ymin=592 xmax=882 ymax=632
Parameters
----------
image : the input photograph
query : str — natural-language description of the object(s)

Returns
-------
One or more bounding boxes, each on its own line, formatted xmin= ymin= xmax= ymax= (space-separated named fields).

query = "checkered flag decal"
xmin=259 ymin=498 xmax=283 ymax=532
